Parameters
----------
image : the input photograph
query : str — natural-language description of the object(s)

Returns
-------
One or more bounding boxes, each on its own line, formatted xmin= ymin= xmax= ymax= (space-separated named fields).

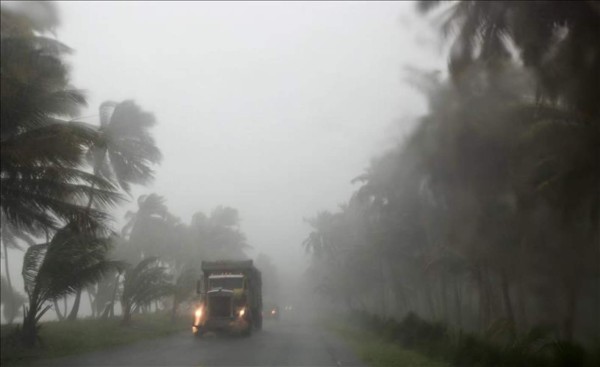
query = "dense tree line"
xmin=304 ymin=1 xmax=599 ymax=343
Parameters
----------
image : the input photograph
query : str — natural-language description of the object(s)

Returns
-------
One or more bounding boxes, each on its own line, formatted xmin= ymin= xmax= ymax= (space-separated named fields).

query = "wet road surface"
xmin=36 ymin=318 xmax=364 ymax=366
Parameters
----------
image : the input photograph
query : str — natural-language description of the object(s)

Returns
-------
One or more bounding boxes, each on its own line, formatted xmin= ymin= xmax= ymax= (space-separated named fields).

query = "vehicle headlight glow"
xmin=238 ymin=308 xmax=246 ymax=317
xmin=195 ymin=308 xmax=203 ymax=318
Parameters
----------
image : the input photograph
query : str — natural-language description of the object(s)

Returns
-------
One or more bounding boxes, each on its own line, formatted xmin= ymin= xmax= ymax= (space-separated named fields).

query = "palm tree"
xmin=91 ymin=194 xmax=171 ymax=318
xmin=418 ymin=1 xmax=600 ymax=120
xmin=120 ymin=257 xmax=173 ymax=325
xmin=122 ymin=194 xmax=169 ymax=261
xmin=20 ymin=223 xmax=122 ymax=346
xmin=67 ymin=101 xmax=162 ymax=320
xmin=1 ymin=275 xmax=26 ymax=325
xmin=1 ymin=216 xmax=36 ymax=324
xmin=2 ymin=2 xmax=123 ymax=329
xmin=87 ymin=100 xmax=162 ymax=194
xmin=302 ymin=211 xmax=341 ymax=258
xmin=1 ymin=2 xmax=122 ymax=235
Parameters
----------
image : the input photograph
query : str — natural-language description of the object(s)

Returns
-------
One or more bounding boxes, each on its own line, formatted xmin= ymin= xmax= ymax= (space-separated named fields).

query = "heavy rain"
xmin=1 ymin=1 xmax=599 ymax=366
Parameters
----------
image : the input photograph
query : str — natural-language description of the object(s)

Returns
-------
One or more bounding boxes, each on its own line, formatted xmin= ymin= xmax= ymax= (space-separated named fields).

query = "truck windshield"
xmin=209 ymin=277 xmax=243 ymax=290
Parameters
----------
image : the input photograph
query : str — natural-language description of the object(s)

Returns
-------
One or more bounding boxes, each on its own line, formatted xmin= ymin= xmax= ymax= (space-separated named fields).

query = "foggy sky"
xmin=4 ymin=1 xmax=445 ymax=315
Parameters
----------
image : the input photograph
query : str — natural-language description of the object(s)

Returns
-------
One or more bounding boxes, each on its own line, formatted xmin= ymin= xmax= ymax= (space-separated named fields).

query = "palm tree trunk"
xmin=22 ymin=303 xmax=39 ymax=347
xmin=67 ymin=181 xmax=98 ymax=321
xmin=563 ymin=280 xmax=579 ymax=341
xmin=475 ymin=266 xmax=488 ymax=332
xmin=516 ymin=279 xmax=528 ymax=331
xmin=2 ymin=241 xmax=16 ymax=324
xmin=454 ymin=278 xmax=463 ymax=329
xmin=171 ymin=296 xmax=179 ymax=321
xmin=441 ymin=274 xmax=448 ymax=321
xmin=500 ymin=270 xmax=516 ymax=336
xmin=53 ymin=299 xmax=65 ymax=320
xmin=110 ymin=273 xmax=120 ymax=317
xmin=3 ymin=241 xmax=12 ymax=291
xmin=67 ymin=290 xmax=82 ymax=320
xmin=102 ymin=273 xmax=120 ymax=320
xmin=21 ymin=289 xmax=51 ymax=347
xmin=87 ymin=289 xmax=96 ymax=318
xmin=122 ymin=300 xmax=132 ymax=325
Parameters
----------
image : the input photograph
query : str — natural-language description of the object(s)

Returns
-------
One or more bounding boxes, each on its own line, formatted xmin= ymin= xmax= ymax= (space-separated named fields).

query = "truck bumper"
xmin=194 ymin=317 xmax=249 ymax=334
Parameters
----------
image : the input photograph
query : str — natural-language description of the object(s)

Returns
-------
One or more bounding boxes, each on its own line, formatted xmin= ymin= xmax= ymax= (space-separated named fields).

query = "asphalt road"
xmin=36 ymin=317 xmax=365 ymax=367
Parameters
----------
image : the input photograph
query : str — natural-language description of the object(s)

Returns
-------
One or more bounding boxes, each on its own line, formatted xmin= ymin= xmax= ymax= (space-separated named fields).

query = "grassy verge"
xmin=328 ymin=322 xmax=449 ymax=367
xmin=331 ymin=311 xmax=600 ymax=367
xmin=1 ymin=312 xmax=189 ymax=366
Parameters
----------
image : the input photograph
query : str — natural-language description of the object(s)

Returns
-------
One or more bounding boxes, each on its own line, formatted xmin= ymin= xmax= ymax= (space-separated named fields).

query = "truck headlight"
xmin=238 ymin=308 xmax=246 ymax=317
xmin=194 ymin=306 xmax=204 ymax=325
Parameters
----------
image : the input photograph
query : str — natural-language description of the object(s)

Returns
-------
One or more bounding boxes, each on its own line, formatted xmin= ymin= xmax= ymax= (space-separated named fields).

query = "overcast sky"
xmin=4 ymin=2 xmax=446 ymax=314
xmin=62 ymin=0 xmax=445 ymax=275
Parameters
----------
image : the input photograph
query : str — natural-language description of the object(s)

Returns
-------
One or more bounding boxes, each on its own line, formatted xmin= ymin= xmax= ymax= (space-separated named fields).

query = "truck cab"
xmin=193 ymin=260 xmax=262 ymax=337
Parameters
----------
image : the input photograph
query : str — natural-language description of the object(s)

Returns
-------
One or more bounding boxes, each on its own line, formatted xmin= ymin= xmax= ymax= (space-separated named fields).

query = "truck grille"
xmin=208 ymin=296 xmax=231 ymax=317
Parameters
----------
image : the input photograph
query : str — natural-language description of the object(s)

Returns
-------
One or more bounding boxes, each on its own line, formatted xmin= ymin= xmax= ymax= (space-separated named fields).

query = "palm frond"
xmin=89 ymin=100 xmax=162 ymax=192
xmin=22 ymin=243 xmax=48 ymax=295
xmin=26 ymin=224 xmax=124 ymax=301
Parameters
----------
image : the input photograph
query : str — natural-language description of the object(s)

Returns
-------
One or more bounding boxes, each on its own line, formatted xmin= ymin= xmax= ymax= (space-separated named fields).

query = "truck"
xmin=192 ymin=260 xmax=262 ymax=337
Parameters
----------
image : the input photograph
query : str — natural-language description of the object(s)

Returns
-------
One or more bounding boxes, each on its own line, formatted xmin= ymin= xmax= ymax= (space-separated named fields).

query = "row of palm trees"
xmin=1 ymin=3 xmax=254 ymax=346
xmin=1 ymin=2 xmax=162 ymax=346
xmin=1 ymin=2 xmax=273 ymax=347
xmin=304 ymin=1 xmax=599 ymax=342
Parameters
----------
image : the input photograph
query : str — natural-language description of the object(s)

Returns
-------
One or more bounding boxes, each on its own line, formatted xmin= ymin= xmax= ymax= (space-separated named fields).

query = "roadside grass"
xmin=327 ymin=321 xmax=449 ymax=367
xmin=330 ymin=311 xmax=600 ymax=367
xmin=0 ymin=312 xmax=189 ymax=366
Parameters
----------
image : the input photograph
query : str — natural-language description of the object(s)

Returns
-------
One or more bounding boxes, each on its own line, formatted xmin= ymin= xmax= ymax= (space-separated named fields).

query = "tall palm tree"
xmin=91 ymin=194 xmax=169 ymax=318
xmin=2 ymin=2 xmax=122 ymax=329
xmin=1 ymin=2 xmax=122 ymax=235
xmin=67 ymin=101 xmax=162 ymax=320
xmin=122 ymin=194 xmax=168 ymax=260
xmin=302 ymin=211 xmax=336 ymax=257
xmin=87 ymin=100 xmax=162 ymax=194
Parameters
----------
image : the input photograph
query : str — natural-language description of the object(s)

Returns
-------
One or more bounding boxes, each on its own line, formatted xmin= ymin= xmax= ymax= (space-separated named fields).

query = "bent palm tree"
xmin=21 ymin=223 xmax=123 ymax=346
xmin=1 ymin=2 xmax=122 ymax=234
